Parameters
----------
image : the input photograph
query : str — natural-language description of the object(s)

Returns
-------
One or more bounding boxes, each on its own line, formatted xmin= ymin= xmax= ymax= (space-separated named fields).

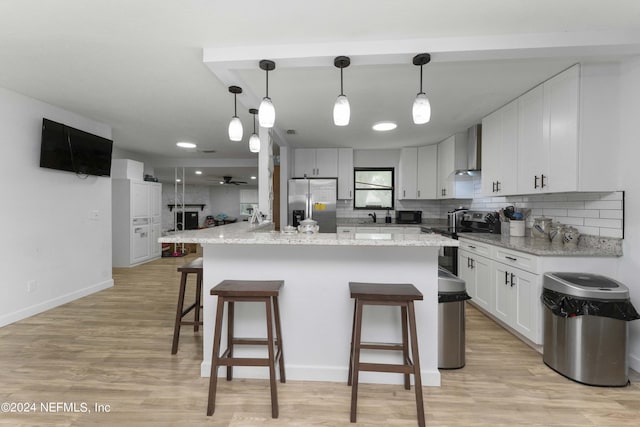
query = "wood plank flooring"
xmin=1 ymin=254 xmax=639 ymax=426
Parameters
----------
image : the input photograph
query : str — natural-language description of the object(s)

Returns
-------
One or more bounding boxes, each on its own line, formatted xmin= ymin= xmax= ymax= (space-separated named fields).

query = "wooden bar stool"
xmin=207 ymin=280 xmax=286 ymax=418
xmin=347 ymin=282 xmax=425 ymax=427
xmin=171 ymin=257 xmax=203 ymax=354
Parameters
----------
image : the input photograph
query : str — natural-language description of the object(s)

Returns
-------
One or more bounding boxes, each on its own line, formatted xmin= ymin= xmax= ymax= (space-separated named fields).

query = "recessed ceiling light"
xmin=176 ymin=141 xmax=197 ymax=148
xmin=251 ymin=176 xmax=257 ymax=180
xmin=195 ymin=170 xmax=203 ymax=175
xmin=176 ymin=179 xmax=181 ymax=182
xmin=372 ymin=121 xmax=397 ymax=131
xmin=219 ymin=181 xmax=224 ymax=185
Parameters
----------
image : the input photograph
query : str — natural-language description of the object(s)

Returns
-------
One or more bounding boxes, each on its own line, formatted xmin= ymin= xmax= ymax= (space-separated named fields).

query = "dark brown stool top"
xmin=349 ymin=282 xmax=423 ymax=301
xmin=210 ymin=280 xmax=283 ymax=297
xmin=177 ymin=257 xmax=203 ymax=273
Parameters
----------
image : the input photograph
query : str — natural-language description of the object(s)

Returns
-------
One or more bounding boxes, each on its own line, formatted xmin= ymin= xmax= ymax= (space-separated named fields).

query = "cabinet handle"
xmin=510 ymin=273 xmax=516 ymax=287
xmin=403 ymin=190 xmax=406 ymax=197
xmin=349 ymin=190 xmax=352 ymax=198
xmin=505 ymin=256 xmax=518 ymax=261
xmin=417 ymin=190 xmax=421 ymax=198
xmin=504 ymin=271 xmax=509 ymax=285
xmin=492 ymin=181 xmax=496 ymax=192
xmin=467 ymin=258 xmax=471 ymax=269
xmin=534 ymin=175 xmax=539 ymax=189
xmin=496 ymin=181 xmax=501 ymax=192
xmin=443 ymin=188 xmax=447 ymax=196
xmin=468 ymin=245 xmax=476 ymax=249
xmin=471 ymin=258 xmax=475 ymax=269
xmin=541 ymin=174 xmax=546 ymax=188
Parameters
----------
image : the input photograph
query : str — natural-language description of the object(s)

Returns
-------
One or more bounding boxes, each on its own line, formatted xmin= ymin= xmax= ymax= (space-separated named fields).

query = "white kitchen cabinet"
xmin=398 ymin=147 xmax=418 ymax=199
xmin=294 ymin=148 xmax=338 ymax=178
xmin=491 ymin=262 xmax=538 ymax=341
xmin=459 ymin=249 xmax=492 ymax=312
xmin=514 ymin=63 xmax=619 ymax=194
xmin=481 ymin=99 xmax=518 ymax=196
xmin=337 ymin=226 xmax=356 ymax=237
xmin=337 ymin=148 xmax=354 ymax=199
xmin=112 ymin=179 xmax=162 ymax=267
xmin=399 ymin=145 xmax=438 ymax=200
xmin=437 ymin=133 xmax=473 ymax=199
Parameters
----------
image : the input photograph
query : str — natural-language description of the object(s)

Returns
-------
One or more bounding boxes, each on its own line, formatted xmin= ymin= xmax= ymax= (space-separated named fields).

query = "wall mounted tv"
xmin=40 ymin=118 xmax=113 ymax=177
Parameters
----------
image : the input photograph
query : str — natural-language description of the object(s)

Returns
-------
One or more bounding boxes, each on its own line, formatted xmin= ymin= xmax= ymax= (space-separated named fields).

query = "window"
xmin=353 ymin=168 xmax=394 ymax=209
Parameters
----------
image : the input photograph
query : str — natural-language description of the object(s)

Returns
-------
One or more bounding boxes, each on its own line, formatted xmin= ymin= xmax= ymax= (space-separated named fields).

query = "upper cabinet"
xmin=398 ymin=145 xmax=437 ymax=200
xmin=294 ymin=148 xmax=338 ymax=178
xmin=482 ymin=63 xmax=620 ymax=196
xmin=481 ymin=99 xmax=519 ymax=196
xmin=437 ymin=133 xmax=473 ymax=199
xmin=337 ymin=148 xmax=354 ymax=199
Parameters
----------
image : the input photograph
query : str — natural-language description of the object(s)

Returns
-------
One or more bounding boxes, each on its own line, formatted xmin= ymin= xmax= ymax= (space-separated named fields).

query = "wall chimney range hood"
xmin=454 ymin=124 xmax=482 ymax=176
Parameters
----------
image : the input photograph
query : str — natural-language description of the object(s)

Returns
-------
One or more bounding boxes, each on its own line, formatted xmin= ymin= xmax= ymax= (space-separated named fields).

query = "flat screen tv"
xmin=40 ymin=118 xmax=113 ymax=177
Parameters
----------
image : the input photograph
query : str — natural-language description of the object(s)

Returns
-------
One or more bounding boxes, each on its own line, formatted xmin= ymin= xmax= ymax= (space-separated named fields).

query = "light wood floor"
xmin=1 ymin=254 xmax=639 ymax=426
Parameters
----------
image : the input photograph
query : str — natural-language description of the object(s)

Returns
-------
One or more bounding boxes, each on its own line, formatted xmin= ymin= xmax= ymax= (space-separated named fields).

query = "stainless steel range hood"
xmin=454 ymin=124 xmax=482 ymax=176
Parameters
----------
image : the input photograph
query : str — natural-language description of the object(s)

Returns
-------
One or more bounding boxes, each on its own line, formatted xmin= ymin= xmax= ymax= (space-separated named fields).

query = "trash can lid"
xmin=543 ymin=272 xmax=629 ymax=300
xmin=438 ymin=267 xmax=466 ymax=294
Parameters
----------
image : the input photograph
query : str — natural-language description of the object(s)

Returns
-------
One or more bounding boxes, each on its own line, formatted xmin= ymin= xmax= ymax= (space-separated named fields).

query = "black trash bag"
xmin=542 ymin=288 xmax=640 ymax=321
xmin=439 ymin=292 xmax=471 ymax=303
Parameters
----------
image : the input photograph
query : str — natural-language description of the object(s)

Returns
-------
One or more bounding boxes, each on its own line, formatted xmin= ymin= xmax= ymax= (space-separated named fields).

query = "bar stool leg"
xmin=265 ymin=298 xmax=279 ymax=418
xmin=272 ymin=296 xmax=286 ymax=383
xmin=226 ymin=301 xmax=235 ymax=381
xmin=171 ymin=272 xmax=188 ymax=354
xmin=194 ymin=271 xmax=203 ymax=332
xmin=207 ymin=296 xmax=226 ymax=416
xmin=407 ymin=301 xmax=425 ymax=427
xmin=347 ymin=299 xmax=357 ymax=386
xmin=401 ymin=305 xmax=410 ymax=390
xmin=349 ymin=299 xmax=364 ymax=423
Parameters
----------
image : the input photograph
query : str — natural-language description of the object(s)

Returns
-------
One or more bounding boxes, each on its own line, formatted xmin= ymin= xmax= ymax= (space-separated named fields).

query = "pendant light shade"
xmin=258 ymin=60 xmax=276 ymax=128
xmin=412 ymin=53 xmax=431 ymax=125
xmin=228 ymin=86 xmax=243 ymax=141
xmin=333 ymin=56 xmax=351 ymax=126
xmin=248 ymin=108 xmax=260 ymax=153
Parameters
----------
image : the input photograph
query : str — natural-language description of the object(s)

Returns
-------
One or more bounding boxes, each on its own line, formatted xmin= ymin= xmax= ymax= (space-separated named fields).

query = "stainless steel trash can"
xmin=542 ymin=272 xmax=639 ymax=386
xmin=438 ymin=267 xmax=469 ymax=369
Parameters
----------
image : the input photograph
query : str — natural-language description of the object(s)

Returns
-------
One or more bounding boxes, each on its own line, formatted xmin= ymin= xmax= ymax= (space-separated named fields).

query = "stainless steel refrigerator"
xmin=288 ymin=178 xmax=337 ymax=233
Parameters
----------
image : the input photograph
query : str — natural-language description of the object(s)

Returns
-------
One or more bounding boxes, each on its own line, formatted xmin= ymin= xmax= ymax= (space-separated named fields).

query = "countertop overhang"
xmin=159 ymin=221 xmax=458 ymax=248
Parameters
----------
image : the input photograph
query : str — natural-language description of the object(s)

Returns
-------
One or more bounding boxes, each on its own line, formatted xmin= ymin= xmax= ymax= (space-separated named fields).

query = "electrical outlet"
xmin=27 ymin=280 xmax=37 ymax=293
xmin=89 ymin=210 xmax=100 ymax=221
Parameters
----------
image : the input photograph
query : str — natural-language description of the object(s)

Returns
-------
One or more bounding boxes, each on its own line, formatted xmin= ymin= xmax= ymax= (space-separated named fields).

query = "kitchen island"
xmin=160 ymin=221 xmax=458 ymax=386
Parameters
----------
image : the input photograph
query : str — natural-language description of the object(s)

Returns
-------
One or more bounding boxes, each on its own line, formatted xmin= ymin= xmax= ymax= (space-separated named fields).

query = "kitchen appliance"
xmin=288 ymin=178 xmax=337 ymax=233
xmin=422 ymin=210 xmax=500 ymax=275
xmin=396 ymin=210 xmax=422 ymax=224
xmin=453 ymin=124 xmax=482 ymax=176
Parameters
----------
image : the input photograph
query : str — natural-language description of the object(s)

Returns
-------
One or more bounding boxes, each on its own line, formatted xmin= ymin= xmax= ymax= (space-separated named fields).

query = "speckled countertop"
xmin=457 ymin=232 xmax=622 ymax=257
xmin=337 ymin=218 xmax=447 ymax=228
xmin=159 ymin=220 xmax=458 ymax=248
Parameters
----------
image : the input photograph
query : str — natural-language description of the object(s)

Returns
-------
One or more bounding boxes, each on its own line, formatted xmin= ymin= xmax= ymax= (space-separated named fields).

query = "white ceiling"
xmin=1 ymin=1 xmax=639 ymax=185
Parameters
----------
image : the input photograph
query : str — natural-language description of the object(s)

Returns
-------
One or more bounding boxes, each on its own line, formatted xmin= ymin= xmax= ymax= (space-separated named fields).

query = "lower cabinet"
xmin=458 ymin=249 xmax=491 ymax=312
xmin=492 ymin=262 xmax=538 ymax=341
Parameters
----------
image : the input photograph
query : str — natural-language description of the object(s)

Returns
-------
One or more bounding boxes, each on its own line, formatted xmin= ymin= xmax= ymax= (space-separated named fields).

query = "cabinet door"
xmin=499 ymin=100 xmax=519 ymax=195
xmin=315 ymin=148 xmax=338 ymax=177
xmin=458 ymin=251 xmax=475 ymax=300
xmin=294 ymin=149 xmax=317 ymax=177
xmin=472 ymin=255 xmax=492 ymax=312
xmin=512 ymin=268 xmax=540 ymax=343
xmin=492 ymin=262 xmax=514 ymax=323
xmin=545 ymin=65 xmax=579 ymax=193
xmin=337 ymin=148 xmax=354 ymax=199
xmin=131 ymin=225 xmax=150 ymax=263
xmin=417 ymin=145 xmax=437 ymax=199
xmin=150 ymin=223 xmax=161 ymax=257
xmin=481 ymin=109 xmax=501 ymax=196
xmin=131 ymin=181 xmax=150 ymax=218
xmin=150 ymin=183 xmax=162 ymax=218
xmin=437 ymin=136 xmax=454 ymax=199
xmin=399 ymin=147 xmax=418 ymax=199
xmin=517 ymin=85 xmax=545 ymax=193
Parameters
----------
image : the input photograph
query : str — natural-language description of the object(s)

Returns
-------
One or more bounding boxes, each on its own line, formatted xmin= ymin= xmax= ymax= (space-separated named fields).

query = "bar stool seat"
xmin=171 ymin=257 xmax=203 ymax=354
xmin=347 ymin=282 xmax=425 ymax=427
xmin=207 ymin=280 xmax=285 ymax=418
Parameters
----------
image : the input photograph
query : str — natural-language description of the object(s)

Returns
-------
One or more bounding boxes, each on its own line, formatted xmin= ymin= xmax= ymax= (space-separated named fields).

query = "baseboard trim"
xmin=0 ymin=279 xmax=113 ymax=328
xmin=200 ymin=362 xmax=441 ymax=386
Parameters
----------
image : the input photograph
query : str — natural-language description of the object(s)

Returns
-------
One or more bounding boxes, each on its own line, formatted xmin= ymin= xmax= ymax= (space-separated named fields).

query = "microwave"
xmin=395 ymin=210 xmax=422 ymax=224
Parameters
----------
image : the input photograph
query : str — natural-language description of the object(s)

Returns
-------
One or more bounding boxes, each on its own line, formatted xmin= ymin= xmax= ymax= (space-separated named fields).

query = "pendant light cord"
xmin=419 ymin=64 xmax=424 ymax=94
xmin=265 ymin=69 xmax=269 ymax=98
xmin=234 ymin=93 xmax=237 ymax=116
xmin=340 ymin=67 xmax=344 ymax=96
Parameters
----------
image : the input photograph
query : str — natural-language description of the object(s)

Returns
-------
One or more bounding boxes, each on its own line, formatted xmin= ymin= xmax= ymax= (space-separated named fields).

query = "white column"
xmin=258 ymin=126 xmax=272 ymax=221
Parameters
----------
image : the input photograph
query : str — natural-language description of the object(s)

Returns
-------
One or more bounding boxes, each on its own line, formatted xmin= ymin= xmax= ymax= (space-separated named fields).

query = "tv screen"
xmin=40 ymin=118 xmax=113 ymax=177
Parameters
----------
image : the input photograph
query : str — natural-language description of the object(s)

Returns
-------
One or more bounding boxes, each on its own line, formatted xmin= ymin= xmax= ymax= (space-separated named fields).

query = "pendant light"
xmin=333 ymin=56 xmax=351 ymax=126
xmin=258 ymin=59 xmax=276 ymax=128
xmin=412 ymin=53 xmax=431 ymax=125
xmin=228 ymin=86 xmax=243 ymax=141
xmin=248 ymin=108 xmax=260 ymax=153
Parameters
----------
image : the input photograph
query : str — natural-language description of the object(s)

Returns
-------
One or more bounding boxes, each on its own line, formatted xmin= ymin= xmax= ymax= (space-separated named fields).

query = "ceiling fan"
xmin=215 ymin=176 xmax=247 ymax=185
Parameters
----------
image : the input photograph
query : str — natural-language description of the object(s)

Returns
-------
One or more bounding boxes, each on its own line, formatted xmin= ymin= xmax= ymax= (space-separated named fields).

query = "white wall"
xmin=617 ymin=55 xmax=640 ymax=371
xmin=0 ymin=87 xmax=113 ymax=327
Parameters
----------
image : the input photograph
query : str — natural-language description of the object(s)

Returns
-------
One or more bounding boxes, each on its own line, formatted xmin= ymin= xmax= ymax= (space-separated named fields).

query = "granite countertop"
xmin=457 ymin=232 xmax=622 ymax=257
xmin=337 ymin=218 xmax=447 ymax=228
xmin=159 ymin=221 xmax=458 ymax=248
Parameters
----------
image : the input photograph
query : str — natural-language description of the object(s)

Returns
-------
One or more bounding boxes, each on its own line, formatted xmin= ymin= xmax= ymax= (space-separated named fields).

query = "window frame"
xmin=353 ymin=167 xmax=395 ymax=210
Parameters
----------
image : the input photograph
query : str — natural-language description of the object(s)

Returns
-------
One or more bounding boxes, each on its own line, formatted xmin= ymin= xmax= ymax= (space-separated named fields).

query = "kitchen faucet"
xmin=368 ymin=212 xmax=377 ymax=223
